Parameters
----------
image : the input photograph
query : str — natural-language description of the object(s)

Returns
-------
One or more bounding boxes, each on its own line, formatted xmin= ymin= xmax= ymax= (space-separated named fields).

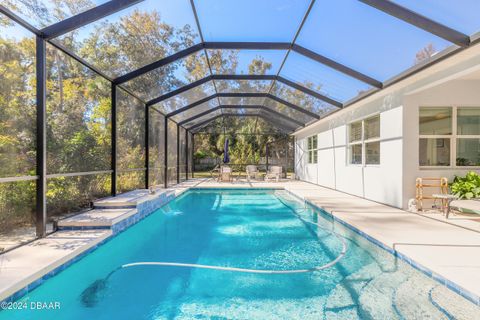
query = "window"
xmin=419 ymin=107 xmax=480 ymax=167
xmin=348 ymin=115 xmax=380 ymax=165
xmin=307 ymin=135 xmax=318 ymax=164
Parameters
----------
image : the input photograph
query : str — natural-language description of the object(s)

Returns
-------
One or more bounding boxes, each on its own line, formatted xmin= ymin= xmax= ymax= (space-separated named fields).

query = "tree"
xmin=0 ymin=3 xmax=297 ymax=234
xmin=414 ymin=43 xmax=437 ymax=65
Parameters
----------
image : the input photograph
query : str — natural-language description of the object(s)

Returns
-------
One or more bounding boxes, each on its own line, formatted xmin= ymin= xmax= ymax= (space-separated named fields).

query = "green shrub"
xmin=450 ymin=171 xmax=480 ymax=199
xmin=194 ymin=150 xmax=207 ymax=159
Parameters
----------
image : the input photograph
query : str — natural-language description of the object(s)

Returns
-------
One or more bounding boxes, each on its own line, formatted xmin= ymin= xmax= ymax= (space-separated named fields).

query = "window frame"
xmin=347 ymin=114 xmax=381 ymax=166
xmin=307 ymin=135 xmax=318 ymax=164
xmin=419 ymin=105 xmax=480 ymax=169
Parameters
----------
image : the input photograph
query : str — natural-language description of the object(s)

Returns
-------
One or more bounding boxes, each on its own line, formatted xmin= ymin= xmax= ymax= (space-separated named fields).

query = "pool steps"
xmin=0 ymin=188 xmax=182 ymax=302
xmin=57 ymin=188 xmax=176 ymax=232
xmin=0 ymin=179 xmax=208 ymax=303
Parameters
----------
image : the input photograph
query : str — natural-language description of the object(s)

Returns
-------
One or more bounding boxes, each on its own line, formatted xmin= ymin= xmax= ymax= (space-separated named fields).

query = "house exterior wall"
xmin=294 ymin=105 xmax=404 ymax=208
xmin=403 ymin=80 xmax=480 ymax=208
xmin=293 ymin=43 xmax=480 ymax=209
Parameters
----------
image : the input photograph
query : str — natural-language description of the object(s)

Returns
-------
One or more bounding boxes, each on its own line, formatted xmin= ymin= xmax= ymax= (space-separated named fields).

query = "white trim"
xmin=306 ymin=135 xmax=318 ymax=164
xmin=346 ymin=111 xmax=381 ymax=125
xmin=419 ymin=105 xmax=480 ymax=168
xmin=347 ymin=115 xmax=381 ymax=166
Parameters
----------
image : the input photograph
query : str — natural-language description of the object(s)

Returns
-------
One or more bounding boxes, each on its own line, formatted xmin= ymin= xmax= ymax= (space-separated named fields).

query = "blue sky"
xmin=393 ymin=0 xmax=480 ymax=35
xmin=3 ymin=0 xmax=480 ymax=102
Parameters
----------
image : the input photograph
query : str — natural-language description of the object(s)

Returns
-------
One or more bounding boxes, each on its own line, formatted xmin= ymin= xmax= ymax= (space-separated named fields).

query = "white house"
xmin=293 ymin=43 xmax=480 ymax=209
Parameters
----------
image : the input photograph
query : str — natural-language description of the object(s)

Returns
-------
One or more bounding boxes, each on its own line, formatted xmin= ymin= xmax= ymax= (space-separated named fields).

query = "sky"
xmin=3 ymin=0 xmax=480 ymax=103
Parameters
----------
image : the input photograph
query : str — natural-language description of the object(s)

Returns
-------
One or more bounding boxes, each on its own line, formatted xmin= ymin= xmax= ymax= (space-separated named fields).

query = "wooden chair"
xmin=415 ymin=177 xmax=448 ymax=211
xmin=265 ymin=166 xmax=282 ymax=182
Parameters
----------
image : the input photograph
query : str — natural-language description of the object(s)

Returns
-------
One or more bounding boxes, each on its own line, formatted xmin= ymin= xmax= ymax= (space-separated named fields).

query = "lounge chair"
xmin=246 ymin=165 xmax=260 ymax=182
xmin=210 ymin=164 xmax=220 ymax=180
xmin=447 ymin=199 xmax=480 ymax=218
xmin=218 ymin=166 xmax=233 ymax=182
xmin=265 ymin=166 xmax=282 ymax=182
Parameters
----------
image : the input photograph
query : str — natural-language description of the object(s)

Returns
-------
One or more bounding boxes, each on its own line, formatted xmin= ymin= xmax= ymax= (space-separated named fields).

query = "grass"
xmin=192 ymin=171 xmax=293 ymax=179
xmin=191 ymin=171 xmax=213 ymax=178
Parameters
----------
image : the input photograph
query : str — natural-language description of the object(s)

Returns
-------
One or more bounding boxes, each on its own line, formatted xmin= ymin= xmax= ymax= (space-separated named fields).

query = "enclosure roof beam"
xmin=256 ymin=107 xmax=304 ymax=127
xmin=147 ymin=74 xmax=324 ymax=106
xmin=0 ymin=5 xmax=41 ymax=35
xmin=214 ymin=93 xmax=321 ymax=119
xmin=114 ymin=41 xmax=379 ymax=90
xmin=257 ymin=114 xmax=298 ymax=132
xmin=265 ymin=94 xmax=319 ymax=119
xmin=0 ymin=5 xmax=151 ymax=108
xmin=188 ymin=113 xmax=294 ymax=134
xmin=114 ymin=43 xmax=205 ymax=84
xmin=114 ymin=42 xmax=290 ymax=85
xmin=194 ymin=113 xmax=296 ymax=134
xmin=188 ymin=114 xmax=223 ymax=131
xmin=203 ymin=42 xmax=291 ymax=50
xmin=178 ymin=106 xmax=223 ymax=126
xmin=359 ymin=0 xmax=470 ymax=47
xmin=178 ymin=105 xmax=305 ymax=127
xmin=4 ymin=0 xmax=470 ymax=131
xmin=41 ymin=0 xmax=143 ymax=40
xmin=148 ymin=77 xmax=212 ymax=106
xmin=291 ymin=45 xmax=383 ymax=88
xmin=276 ymin=76 xmax=343 ymax=108
xmin=166 ymin=95 xmax=217 ymax=118
xmin=165 ymin=93 xmax=320 ymax=119
xmin=146 ymin=74 xmax=278 ymax=106
xmin=214 ymin=75 xmax=277 ymax=80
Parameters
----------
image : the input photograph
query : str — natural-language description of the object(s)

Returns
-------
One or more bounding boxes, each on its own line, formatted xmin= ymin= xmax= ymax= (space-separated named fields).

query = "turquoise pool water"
xmin=1 ymin=189 xmax=479 ymax=319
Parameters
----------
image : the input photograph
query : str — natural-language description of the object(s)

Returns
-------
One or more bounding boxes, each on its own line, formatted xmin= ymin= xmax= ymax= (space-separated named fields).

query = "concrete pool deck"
xmin=1 ymin=178 xmax=480 ymax=305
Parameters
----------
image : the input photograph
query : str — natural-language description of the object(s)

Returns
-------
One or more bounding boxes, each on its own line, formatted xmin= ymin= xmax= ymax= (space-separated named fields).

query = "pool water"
xmin=1 ymin=189 xmax=479 ymax=319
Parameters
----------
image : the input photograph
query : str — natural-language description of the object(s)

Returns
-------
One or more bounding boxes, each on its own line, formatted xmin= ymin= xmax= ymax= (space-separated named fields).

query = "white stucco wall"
xmin=293 ymin=42 xmax=480 ymax=209
xmin=294 ymin=137 xmax=306 ymax=181
xmin=295 ymin=106 xmax=404 ymax=208
xmin=402 ymin=80 xmax=480 ymax=208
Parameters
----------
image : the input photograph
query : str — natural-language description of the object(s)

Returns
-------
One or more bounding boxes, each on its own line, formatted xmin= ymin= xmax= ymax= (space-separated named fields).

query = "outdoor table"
xmin=432 ymin=194 xmax=459 ymax=218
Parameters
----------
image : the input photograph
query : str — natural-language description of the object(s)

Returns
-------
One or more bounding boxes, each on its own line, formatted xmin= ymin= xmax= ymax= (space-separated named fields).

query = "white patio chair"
xmin=265 ymin=166 xmax=282 ymax=182
xmin=218 ymin=166 xmax=233 ymax=182
xmin=246 ymin=165 xmax=259 ymax=182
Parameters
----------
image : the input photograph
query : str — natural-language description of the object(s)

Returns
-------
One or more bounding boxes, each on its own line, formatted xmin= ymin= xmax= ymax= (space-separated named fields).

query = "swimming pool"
xmin=1 ymin=189 xmax=479 ymax=319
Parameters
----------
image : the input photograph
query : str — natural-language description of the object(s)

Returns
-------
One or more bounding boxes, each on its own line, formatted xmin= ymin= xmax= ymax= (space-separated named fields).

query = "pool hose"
xmin=80 ymin=198 xmax=347 ymax=306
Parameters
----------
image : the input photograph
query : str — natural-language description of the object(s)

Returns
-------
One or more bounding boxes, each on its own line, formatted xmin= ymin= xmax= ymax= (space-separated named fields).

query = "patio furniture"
xmin=446 ymin=198 xmax=480 ymax=219
xmin=415 ymin=177 xmax=448 ymax=211
xmin=210 ymin=164 xmax=220 ymax=180
xmin=246 ymin=165 xmax=260 ymax=181
xmin=219 ymin=166 xmax=233 ymax=182
xmin=265 ymin=166 xmax=282 ymax=182
xmin=432 ymin=194 xmax=459 ymax=217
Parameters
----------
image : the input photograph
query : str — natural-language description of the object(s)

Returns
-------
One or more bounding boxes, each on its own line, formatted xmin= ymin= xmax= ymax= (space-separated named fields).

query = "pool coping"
xmin=1 ymin=184 xmax=479 ymax=307
xmin=0 ymin=230 xmax=112 ymax=303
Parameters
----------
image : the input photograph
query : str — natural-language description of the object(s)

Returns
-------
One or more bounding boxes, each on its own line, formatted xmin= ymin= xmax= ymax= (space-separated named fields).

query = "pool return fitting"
xmin=80 ymin=198 xmax=348 ymax=307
